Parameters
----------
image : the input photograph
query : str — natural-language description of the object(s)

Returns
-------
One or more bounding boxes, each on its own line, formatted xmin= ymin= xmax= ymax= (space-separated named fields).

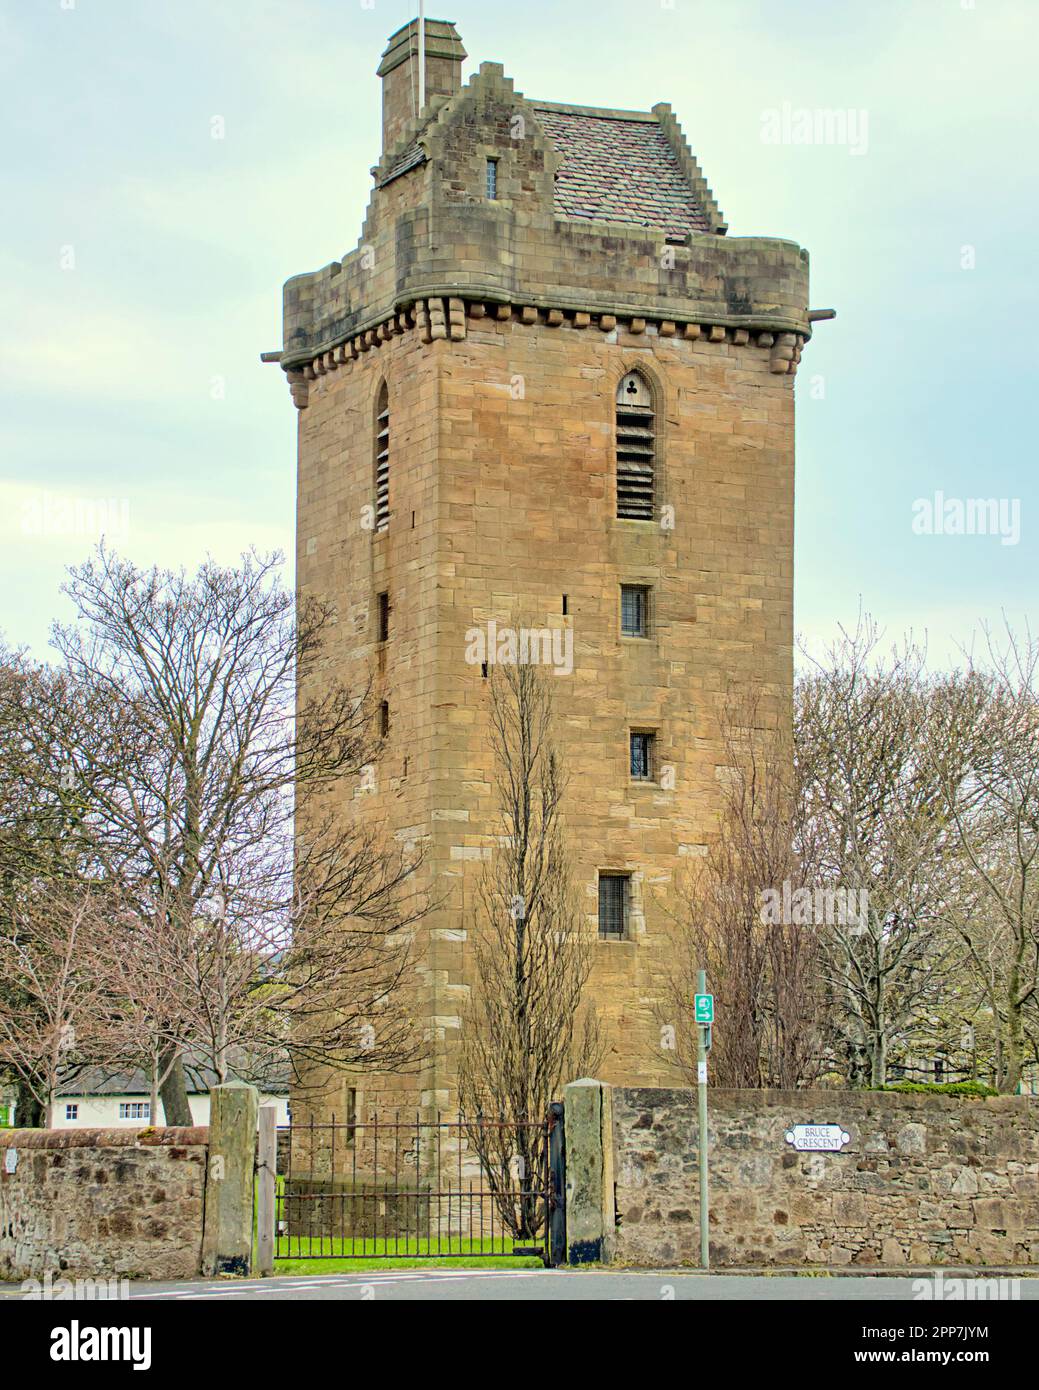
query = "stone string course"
xmin=289 ymin=301 xmax=805 ymax=410
xmin=611 ymin=1087 xmax=1039 ymax=1268
xmin=0 ymin=1127 xmax=208 ymax=1281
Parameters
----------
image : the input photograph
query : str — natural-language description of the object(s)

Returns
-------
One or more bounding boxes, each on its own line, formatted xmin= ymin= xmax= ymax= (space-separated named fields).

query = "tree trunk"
xmin=14 ymin=1078 xmax=43 ymax=1128
xmin=158 ymin=1047 xmax=193 ymax=1126
xmin=1002 ymin=998 xmax=1023 ymax=1095
xmin=870 ymin=1045 xmax=886 ymax=1088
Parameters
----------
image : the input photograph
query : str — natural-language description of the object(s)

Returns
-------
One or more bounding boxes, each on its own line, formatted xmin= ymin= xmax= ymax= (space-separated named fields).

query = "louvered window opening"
xmin=375 ymin=387 xmax=390 ymax=532
xmin=616 ymin=372 xmax=655 ymax=520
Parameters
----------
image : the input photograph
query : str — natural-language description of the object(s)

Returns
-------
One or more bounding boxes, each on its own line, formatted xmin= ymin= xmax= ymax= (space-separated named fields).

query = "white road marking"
xmin=132 ymin=1269 xmax=540 ymax=1299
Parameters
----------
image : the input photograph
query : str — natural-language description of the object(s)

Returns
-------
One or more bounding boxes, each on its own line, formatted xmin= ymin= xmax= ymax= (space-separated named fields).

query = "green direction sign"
xmin=694 ymin=993 xmax=714 ymax=1025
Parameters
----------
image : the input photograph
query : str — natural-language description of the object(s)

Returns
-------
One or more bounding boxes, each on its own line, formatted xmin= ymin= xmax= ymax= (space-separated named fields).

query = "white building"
xmin=51 ymin=1066 xmax=289 ymax=1129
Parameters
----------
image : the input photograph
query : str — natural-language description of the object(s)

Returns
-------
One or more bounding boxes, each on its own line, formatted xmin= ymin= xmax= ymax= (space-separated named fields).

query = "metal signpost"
xmin=695 ymin=971 xmax=713 ymax=1270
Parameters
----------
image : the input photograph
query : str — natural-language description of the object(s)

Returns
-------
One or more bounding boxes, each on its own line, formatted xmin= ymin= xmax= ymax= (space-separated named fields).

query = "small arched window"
xmin=615 ymin=371 xmax=655 ymax=520
xmin=374 ymin=382 xmax=390 ymax=532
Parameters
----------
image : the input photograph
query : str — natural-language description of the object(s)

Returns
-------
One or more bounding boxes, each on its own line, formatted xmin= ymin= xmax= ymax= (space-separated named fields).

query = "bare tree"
xmin=4 ymin=547 xmax=424 ymax=1121
xmin=796 ymin=615 xmax=965 ymax=1087
xmin=83 ymin=896 xmax=195 ymax=1121
xmin=0 ymin=642 xmax=95 ymax=1125
xmin=660 ymin=688 xmax=821 ymax=1088
xmin=929 ymin=624 xmax=1039 ymax=1092
xmin=0 ymin=887 xmax=115 ymax=1127
xmin=458 ymin=662 xmax=602 ymax=1239
xmin=122 ymin=830 xmax=426 ymax=1097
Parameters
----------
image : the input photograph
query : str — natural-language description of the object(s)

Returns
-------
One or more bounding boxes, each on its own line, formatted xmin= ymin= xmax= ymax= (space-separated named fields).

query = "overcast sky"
xmin=2 ymin=0 xmax=1036 ymax=667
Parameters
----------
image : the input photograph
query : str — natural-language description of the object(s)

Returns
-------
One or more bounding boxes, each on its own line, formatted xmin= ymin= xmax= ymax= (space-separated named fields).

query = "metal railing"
xmin=272 ymin=1110 xmax=562 ymax=1264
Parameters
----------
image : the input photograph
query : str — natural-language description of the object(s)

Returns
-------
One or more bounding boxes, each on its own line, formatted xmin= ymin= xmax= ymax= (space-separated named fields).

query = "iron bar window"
xmin=620 ymin=584 xmax=649 ymax=637
xmin=598 ymin=872 xmax=629 ymax=939
xmin=630 ymin=731 xmax=654 ymax=780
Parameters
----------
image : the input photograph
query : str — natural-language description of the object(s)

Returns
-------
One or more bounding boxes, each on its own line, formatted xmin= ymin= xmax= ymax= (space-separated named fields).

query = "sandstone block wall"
xmin=611 ymin=1087 xmax=1039 ymax=1268
xmin=0 ymin=1127 xmax=208 ymax=1281
xmin=295 ymin=305 xmax=796 ymax=1115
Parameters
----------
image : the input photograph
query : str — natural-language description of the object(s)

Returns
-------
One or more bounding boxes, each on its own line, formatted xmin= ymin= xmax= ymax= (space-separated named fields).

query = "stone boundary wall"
xmin=0 ymin=1126 xmax=209 ymax=1281
xmin=607 ymin=1087 xmax=1039 ymax=1268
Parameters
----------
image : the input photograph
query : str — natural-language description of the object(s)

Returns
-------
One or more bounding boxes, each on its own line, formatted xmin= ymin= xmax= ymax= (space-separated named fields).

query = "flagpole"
xmin=417 ymin=0 xmax=426 ymax=114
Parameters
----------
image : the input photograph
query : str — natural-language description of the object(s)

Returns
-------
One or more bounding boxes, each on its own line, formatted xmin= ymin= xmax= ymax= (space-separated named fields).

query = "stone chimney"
xmin=377 ymin=18 xmax=466 ymax=157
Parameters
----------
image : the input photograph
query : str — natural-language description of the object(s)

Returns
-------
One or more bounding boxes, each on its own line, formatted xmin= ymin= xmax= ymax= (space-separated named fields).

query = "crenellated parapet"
xmin=281 ymin=61 xmax=811 ymax=382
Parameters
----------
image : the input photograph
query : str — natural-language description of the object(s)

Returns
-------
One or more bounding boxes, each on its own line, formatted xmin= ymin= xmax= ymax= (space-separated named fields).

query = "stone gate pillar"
xmin=200 ymin=1082 xmax=259 ymax=1277
xmin=563 ymin=1078 xmax=615 ymax=1264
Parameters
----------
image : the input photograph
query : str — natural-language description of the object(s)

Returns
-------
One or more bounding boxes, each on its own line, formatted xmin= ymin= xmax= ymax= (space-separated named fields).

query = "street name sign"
xmin=784 ymin=1124 xmax=851 ymax=1152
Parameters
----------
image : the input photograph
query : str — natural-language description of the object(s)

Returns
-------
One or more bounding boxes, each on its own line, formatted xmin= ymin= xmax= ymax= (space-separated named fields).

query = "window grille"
xmin=598 ymin=873 xmax=630 ymax=939
xmin=630 ymin=731 xmax=654 ymax=780
xmin=620 ymin=585 xmax=649 ymax=637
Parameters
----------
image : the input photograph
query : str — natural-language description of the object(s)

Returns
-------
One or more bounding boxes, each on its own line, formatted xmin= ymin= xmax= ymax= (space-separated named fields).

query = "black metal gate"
xmin=274 ymin=1107 xmax=565 ymax=1266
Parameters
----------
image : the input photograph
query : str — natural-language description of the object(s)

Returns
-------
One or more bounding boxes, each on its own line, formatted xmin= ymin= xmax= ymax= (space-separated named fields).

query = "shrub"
xmin=875 ymin=1080 xmax=998 ymax=1098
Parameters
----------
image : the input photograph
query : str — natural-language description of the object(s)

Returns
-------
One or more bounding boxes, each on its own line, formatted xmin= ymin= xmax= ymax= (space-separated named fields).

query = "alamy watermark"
xmin=464 ymin=620 xmax=573 ymax=677
xmin=760 ymin=102 xmax=869 ymax=157
xmin=758 ymin=880 xmax=869 ymax=932
xmin=50 ymin=1321 xmax=151 ymax=1371
xmin=21 ymin=491 xmax=130 ymax=542
xmin=912 ymin=492 xmax=1020 ymax=546
xmin=913 ymin=1270 xmax=1020 ymax=1301
xmin=23 ymin=1272 xmax=129 ymax=1300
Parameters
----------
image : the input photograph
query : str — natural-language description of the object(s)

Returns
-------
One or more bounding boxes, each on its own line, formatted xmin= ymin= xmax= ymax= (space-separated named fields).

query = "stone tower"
xmin=277 ymin=18 xmax=814 ymax=1118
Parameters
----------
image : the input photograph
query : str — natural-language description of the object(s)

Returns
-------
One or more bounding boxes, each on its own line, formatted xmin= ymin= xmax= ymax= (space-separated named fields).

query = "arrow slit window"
xmin=615 ymin=371 xmax=656 ymax=520
xmin=375 ymin=381 xmax=390 ymax=532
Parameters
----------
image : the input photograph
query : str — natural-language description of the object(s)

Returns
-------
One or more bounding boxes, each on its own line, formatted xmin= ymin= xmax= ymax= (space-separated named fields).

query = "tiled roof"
xmin=532 ymin=105 xmax=711 ymax=236
xmin=56 ymin=1058 xmax=289 ymax=1097
xmin=377 ymin=138 xmax=427 ymax=187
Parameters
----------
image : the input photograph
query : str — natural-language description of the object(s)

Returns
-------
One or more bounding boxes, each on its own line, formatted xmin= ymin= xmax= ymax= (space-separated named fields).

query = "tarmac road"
xmin=113 ymin=1269 xmax=1039 ymax=1301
